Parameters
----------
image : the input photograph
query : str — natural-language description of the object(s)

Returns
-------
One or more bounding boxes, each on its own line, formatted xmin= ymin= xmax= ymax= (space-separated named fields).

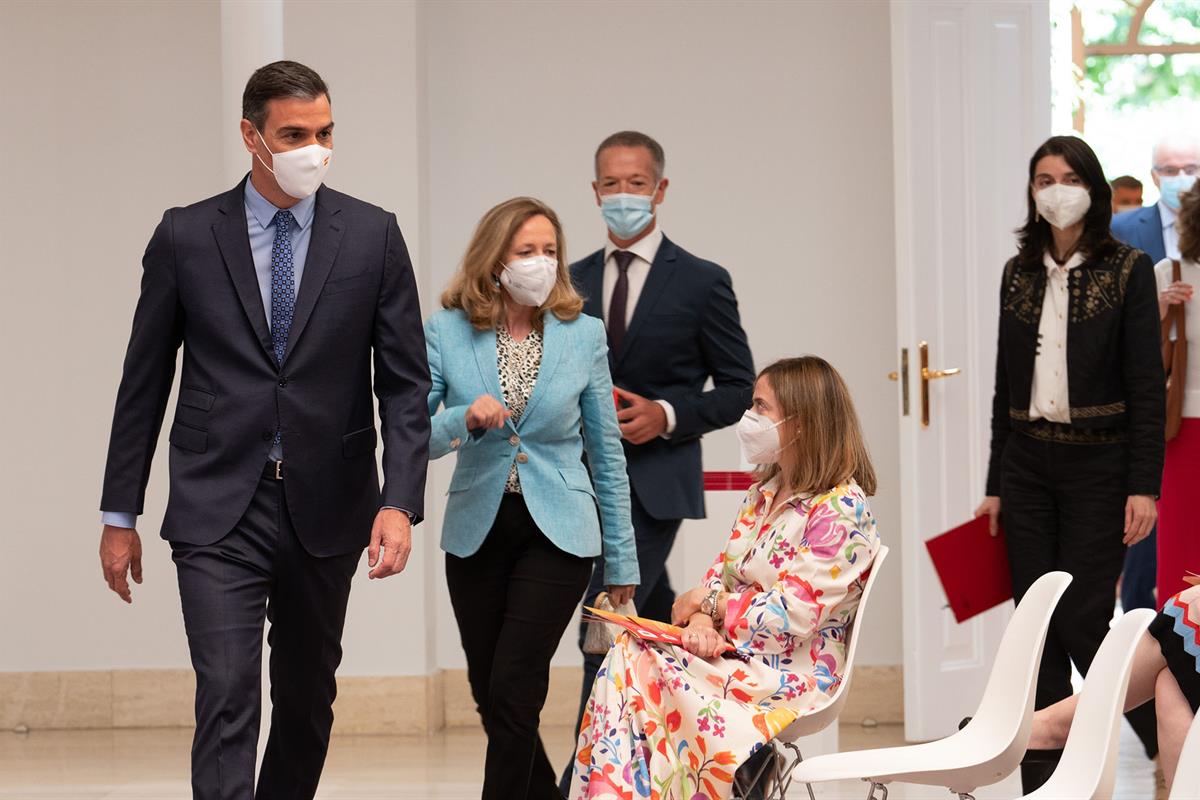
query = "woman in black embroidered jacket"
xmin=974 ymin=136 xmax=1165 ymax=792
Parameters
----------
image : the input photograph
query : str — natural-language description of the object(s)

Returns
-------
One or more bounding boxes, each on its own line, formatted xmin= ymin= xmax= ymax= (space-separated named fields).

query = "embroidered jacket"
xmin=986 ymin=244 xmax=1165 ymax=497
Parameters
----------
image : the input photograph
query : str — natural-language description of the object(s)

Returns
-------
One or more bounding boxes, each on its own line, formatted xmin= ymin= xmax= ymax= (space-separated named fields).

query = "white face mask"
xmin=1035 ymin=184 xmax=1091 ymax=230
xmin=255 ymin=130 xmax=332 ymax=200
xmin=499 ymin=255 xmax=558 ymax=307
xmin=736 ymin=410 xmax=792 ymax=465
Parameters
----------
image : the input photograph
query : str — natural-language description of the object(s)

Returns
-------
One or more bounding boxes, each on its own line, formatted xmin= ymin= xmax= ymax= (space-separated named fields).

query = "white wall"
xmin=0 ymin=0 xmax=901 ymax=676
xmin=421 ymin=0 xmax=902 ymax=669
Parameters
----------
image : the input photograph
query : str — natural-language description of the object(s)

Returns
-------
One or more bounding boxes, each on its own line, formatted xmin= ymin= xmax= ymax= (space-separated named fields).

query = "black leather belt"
xmin=262 ymin=460 xmax=284 ymax=480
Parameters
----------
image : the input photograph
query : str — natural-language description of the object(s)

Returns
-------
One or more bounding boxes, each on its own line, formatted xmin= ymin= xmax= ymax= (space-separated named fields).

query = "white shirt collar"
xmin=1042 ymin=249 xmax=1085 ymax=274
xmin=1159 ymin=199 xmax=1178 ymax=229
xmin=604 ymin=223 xmax=664 ymax=266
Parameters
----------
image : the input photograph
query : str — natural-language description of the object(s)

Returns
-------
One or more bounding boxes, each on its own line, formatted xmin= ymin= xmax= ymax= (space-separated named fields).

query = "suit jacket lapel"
xmin=518 ymin=314 xmax=563 ymax=430
xmin=283 ymin=188 xmax=344 ymax=364
xmin=213 ymin=179 xmax=274 ymax=363
xmin=615 ymin=236 xmax=678 ymax=368
xmin=579 ymin=251 xmax=605 ymax=320
xmin=471 ymin=324 xmax=505 ymax=405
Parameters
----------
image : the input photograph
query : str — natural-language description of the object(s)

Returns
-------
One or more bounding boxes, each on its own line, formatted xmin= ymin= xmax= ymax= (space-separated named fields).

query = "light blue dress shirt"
xmin=101 ymin=177 xmax=315 ymax=529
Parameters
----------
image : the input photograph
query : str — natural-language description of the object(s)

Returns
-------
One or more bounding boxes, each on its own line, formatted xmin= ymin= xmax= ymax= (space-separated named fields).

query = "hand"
xmin=1123 ymin=495 xmax=1157 ymax=546
xmin=465 ymin=394 xmax=511 ymax=431
xmin=1159 ymin=281 xmax=1194 ymax=319
xmin=671 ymin=586 xmax=709 ymax=626
xmin=974 ymin=496 xmax=1001 ymax=537
xmin=368 ymin=508 xmax=413 ymax=579
xmin=680 ymin=614 xmax=725 ymax=659
xmin=100 ymin=525 xmax=143 ymax=604
xmin=614 ymin=387 xmax=667 ymax=445
xmin=607 ymin=584 xmax=636 ymax=606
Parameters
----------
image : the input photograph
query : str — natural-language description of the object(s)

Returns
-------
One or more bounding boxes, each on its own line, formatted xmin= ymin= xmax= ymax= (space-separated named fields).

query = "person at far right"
xmin=974 ymin=135 xmax=1165 ymax=794
xmin=1155 ymin=179 xmax=1199 ymax=603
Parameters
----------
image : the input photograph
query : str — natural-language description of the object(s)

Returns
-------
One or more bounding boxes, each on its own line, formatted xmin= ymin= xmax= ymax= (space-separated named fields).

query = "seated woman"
xmin=569 ymin=356 xmax=882 ymax=800
xmin=1028 ymin=582 xmax=1200 ymax=794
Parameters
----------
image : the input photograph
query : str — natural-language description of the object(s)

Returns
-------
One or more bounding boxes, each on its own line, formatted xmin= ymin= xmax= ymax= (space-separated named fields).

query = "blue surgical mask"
xmin=600 ymin=193 xmax=654 ymax=240
xmin=1159 ymin=174 xmax=1197 ymax=211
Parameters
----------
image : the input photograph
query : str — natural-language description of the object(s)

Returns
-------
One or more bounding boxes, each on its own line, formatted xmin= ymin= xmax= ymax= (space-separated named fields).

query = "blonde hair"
xmin=441 ymin=197 xmax=583 ymax=331
xmin=754 ymin=357 xmax=877 ymax=496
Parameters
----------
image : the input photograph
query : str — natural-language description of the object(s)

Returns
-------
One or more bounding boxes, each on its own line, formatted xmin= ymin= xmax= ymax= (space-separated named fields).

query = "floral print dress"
xmin=570 ymin=477 xmax=881 ymax=800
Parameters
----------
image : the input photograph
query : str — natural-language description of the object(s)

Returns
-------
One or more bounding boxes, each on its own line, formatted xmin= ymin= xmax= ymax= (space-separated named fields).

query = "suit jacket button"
xmin=509 ymin=435 xmax=520 ymax=446
xmin=278 ymin=377 xmax=289 ymax=387
xmin=450 ymin=437 xmax=462 ymax=449
xmin=516 ymin=453 xmax=529 ymax=464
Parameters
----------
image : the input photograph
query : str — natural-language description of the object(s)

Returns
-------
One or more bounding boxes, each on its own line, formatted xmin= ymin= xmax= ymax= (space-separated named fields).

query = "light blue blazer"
xmin=425 ymin=308 xmax=639 ymax=586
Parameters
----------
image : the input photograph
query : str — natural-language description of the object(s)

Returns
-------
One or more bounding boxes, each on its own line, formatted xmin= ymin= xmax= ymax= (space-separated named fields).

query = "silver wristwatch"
xmin=699 ymin=589 xmax=720 ymax=622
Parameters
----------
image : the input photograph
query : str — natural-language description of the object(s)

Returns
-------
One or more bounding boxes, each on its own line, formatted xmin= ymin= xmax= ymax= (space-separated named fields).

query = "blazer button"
xmin=516 ymin=453 xmax=529 ymax=464
xmin=278 ymin=377 xmax=289 ymax=387
xmin=509 ymin=435 xmax=520 ymax=446
xmin=450 ymin=437 xmax=462 ymax=449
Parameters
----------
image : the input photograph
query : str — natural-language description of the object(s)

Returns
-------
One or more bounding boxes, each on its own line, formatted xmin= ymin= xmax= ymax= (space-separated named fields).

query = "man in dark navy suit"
xmin=1111 ymin=136 xmax=1199 ymax=618
xmin=560 ymin=131 xmax=755 ymax=791
xmin=1108 ymin=135 xmax=1198 ymax=763
xmin=97 ymin=62 xmax=430 ymax=799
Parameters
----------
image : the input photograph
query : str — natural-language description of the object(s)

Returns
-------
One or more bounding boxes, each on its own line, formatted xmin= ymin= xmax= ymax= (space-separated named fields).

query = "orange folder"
xmin=924 ymin=515 xmax=1013 ymax=623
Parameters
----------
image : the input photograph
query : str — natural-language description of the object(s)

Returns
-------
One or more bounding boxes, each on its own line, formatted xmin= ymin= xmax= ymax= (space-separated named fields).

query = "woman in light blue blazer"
xmin=426 ymin=197 xmax=638 ymax=800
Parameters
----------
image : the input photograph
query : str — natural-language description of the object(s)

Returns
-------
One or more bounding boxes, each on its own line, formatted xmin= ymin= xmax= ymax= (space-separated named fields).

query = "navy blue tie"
xmin=270 ymin=209 xmax=296 ymax=364
xmin=270 ymin=210 xmax=295 ymax=445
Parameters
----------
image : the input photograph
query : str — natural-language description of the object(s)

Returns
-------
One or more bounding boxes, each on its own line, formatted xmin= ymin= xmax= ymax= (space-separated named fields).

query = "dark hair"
xmin=242 ymin=61 xmax=330 ymax=132
xmin=1110 ymin=175 xmax=1143 ymax=191
xmin=1016 ymin=136 xmax=1118 ymax=265
xmin=594 ymin=131 xmax=665 ymax=182
xmin=1179 ymin=181 xmax=1200 ymax=263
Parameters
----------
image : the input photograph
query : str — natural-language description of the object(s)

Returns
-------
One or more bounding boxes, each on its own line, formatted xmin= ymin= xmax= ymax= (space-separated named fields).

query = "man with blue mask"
xmin=560 ymin=131 xmax=755 ymax=793
xmin=97 ymin=61 xmax=430 ymax=799
xmin=1109 ymin=134 xmax=1198 ymax=766
xmin=1113 ymin=135 xmax=1200 ymax=264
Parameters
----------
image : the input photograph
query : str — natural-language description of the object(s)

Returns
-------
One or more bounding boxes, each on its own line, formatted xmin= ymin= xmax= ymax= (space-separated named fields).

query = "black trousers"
xmin=559 ymin=490 xmax=682 ymax=794
xmin=446 ymin=493 xmax=592 ymax=800
xmin=1001 ymin=431 xmax=1158 ymax=788
xmin=171 ymin=475 xmax=359 ymax=800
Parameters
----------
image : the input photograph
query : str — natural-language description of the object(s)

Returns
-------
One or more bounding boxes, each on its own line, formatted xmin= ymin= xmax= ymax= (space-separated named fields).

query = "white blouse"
xmin=1030 ymin=250 xmax=1085 ymax=423
xmin=1155 ymin=258 xmax=1200 ymax=418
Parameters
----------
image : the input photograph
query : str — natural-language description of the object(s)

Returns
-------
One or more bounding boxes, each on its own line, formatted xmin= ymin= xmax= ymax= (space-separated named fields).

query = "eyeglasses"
xmin=1153 ymin=164 xmax=1199 ymax=177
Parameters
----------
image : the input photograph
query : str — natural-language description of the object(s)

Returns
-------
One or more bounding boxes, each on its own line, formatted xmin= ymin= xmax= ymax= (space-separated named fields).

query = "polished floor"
xmin=0 ymin=722 xmax=1158 ymax=799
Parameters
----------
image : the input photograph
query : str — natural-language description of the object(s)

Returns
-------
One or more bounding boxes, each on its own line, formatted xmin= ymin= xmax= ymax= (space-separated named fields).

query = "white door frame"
xmin=891 ymin=0 xmax=1051 ymax=742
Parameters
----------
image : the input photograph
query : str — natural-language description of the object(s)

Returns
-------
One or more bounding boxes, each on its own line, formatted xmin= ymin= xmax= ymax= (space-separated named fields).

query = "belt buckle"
xmin=274 ymin=460 xmax=283 ymax=481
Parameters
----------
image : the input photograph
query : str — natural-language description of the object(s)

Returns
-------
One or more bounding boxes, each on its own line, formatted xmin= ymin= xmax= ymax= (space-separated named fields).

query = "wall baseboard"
xmin=1 ymin=664 xmax=903 ymax=733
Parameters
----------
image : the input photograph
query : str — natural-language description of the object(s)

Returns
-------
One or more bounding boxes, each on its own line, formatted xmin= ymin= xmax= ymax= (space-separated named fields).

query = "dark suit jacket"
xmin=1112 ymin=205 xmax=1166 ymax=263
xmin=572 ymin=235 xmax=754 ymax=521
xmin=986 ymin=244 xmax=1164 ymax=498
xmin=101 ymin=178 xmax=431 ymax=557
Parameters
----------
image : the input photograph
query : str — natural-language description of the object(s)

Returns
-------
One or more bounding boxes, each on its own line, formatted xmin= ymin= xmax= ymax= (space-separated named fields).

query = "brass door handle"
xmin=919 ymin=341 xmax=960 ymax=427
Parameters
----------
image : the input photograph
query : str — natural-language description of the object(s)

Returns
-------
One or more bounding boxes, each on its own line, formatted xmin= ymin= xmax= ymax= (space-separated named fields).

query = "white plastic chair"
xmin=1168 ymin=707 xmax=1200 ymax=800
xmin=733 ymin=546 xmax=890 ymax=800
xmin=787 ymin=570 xmax=1073 ymax=800
xmin=1020 ymin=607 xmax=1156 ymax=800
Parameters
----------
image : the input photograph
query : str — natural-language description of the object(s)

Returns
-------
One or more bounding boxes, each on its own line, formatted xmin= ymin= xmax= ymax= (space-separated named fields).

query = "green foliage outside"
xmin=1081 ymin=0 xmax=1200 ymax=107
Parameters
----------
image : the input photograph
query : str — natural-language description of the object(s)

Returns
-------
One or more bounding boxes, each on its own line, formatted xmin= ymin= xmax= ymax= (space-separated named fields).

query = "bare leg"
xmin=1029 ymin=632 xmax=1165 ymax=749
xmin=1155 ymin=666 xmax=1195 ymax=794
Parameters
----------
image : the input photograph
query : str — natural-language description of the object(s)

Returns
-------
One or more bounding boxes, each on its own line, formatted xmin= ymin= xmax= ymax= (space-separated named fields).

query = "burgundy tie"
xmin=608 ymin=250 xmax=635 ymax=354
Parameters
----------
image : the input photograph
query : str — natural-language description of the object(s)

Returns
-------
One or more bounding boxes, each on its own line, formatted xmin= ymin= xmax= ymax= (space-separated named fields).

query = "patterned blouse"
xmin=497 ymin=326 xmax=542 ymax=493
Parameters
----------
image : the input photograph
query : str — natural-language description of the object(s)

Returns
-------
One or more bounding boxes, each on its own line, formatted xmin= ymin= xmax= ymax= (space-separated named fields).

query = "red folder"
xmin=925 ymin=516 xmax=1013 ymax=623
